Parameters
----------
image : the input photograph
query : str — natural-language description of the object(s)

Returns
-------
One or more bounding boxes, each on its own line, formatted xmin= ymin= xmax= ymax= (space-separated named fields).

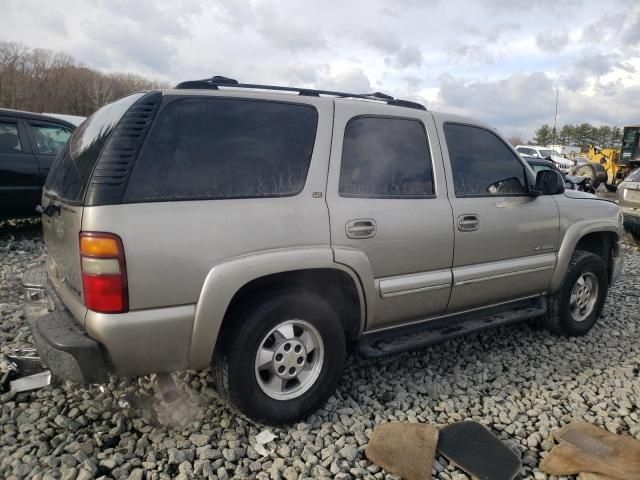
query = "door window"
xmin=30 ymin=124 xmax=72 ymax=155
xmin=444 ymin=123 xmax=528 ymax=196
xmin=0 ymin=122 xmax=22 ymax=153
xmin=339 ymin=116 xmax=434 ymax=198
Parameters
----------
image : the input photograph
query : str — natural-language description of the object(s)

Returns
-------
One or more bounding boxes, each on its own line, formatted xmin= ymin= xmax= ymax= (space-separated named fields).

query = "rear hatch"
xmin=41 ymin=92 xmax=148 ymax=320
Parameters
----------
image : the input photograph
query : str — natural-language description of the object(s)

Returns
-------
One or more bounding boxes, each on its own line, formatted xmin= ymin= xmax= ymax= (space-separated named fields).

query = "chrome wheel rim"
xmin=254 ymin=319 xmax=324 ymax=400
xmin=569 ymin=272 xmax=599 ymax=322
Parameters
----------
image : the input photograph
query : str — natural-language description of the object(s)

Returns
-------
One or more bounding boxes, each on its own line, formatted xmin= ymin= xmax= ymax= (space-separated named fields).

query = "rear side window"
xmin=339 ymin=116 xmax=434 ymax=198
xmin=44 ymin=92 xmax=145 ymax=203
xmin=125 ymin=98 xmax=318 ymax=201
xmin=0 ymin=122 xmax=22 ymax=153
xmin=29 ymin=124 xmax=72 ymax=155
xmin=444 ymin=123 xmax=528 ymax=196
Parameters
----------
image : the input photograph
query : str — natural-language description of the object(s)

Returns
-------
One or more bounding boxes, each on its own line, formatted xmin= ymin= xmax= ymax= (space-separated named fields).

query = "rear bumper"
xmin=22 ymin=265 xmax=108 ymax=384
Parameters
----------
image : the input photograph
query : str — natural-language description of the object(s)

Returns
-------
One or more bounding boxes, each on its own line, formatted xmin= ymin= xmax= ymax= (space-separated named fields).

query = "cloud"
xmin=621 ymin=10 xmax=640 ymax=46
xmin=536 ymin=30 xmax=570 ymax=53
xmin=562 ymin=52 xmax=636 ymax=90
xmin=430 ymin=71 xmax=640 ymax=138
xmin=1 ymin=0 xmax=639 ymax=141
xmin=254 ymin=4 xmax=326 ymax=52
xmin=320 ymin=67 xmax=373 ymax=93
xmin=362 ymin=30 xmax=423 ymax=68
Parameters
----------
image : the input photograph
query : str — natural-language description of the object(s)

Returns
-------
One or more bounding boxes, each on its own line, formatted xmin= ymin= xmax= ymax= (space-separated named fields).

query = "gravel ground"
xmin=1 ymin=217 xmax=639 ymax=480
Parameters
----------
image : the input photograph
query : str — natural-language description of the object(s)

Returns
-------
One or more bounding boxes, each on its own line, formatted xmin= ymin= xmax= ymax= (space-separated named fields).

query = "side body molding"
xmin=189 ymin=247 xmax=368 ymax=369
xmin=550 ymin=218 xmax=622 ymax=292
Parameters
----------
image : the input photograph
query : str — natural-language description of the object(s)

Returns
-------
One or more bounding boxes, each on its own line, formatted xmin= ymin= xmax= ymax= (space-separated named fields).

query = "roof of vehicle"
xmin=0 ymin=108 xmax=77 ymax=129
xmin=41 ymin=113 xmax=85 ymax=127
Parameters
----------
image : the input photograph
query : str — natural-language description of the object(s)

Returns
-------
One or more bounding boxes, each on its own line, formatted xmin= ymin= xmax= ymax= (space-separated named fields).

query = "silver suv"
xmin=23 ymin=76 xmax=624 ymax=424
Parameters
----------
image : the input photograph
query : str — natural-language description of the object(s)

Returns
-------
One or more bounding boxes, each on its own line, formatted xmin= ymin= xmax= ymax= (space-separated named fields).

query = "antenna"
xmin=552 ymin=87 xmax=559 ymax=147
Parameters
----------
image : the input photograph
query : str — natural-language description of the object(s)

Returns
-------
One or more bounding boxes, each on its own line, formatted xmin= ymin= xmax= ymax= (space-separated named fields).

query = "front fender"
xmin=550 ymin=219 xmax=622 ymax=292
xmin=188 ymin=247 xmax=368 ymax=369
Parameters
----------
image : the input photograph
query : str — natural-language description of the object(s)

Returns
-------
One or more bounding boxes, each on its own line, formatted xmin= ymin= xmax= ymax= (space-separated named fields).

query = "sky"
xmin=1 ymin=0 xmax=639 ymax=139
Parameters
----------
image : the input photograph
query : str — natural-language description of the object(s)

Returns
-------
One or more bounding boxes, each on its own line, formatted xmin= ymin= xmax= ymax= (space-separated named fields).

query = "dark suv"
xmin=0 ymin=108 xmax=75 ymax=219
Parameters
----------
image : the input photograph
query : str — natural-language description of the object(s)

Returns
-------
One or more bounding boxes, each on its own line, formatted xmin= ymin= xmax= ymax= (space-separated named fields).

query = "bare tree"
xmin=0 ymin=41 xmax=167 ymax=116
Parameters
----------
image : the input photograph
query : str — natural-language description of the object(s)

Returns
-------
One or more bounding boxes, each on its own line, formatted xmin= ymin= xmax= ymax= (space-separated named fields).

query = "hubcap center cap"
xmin=272 ymin=340 xmax=306 ymax=379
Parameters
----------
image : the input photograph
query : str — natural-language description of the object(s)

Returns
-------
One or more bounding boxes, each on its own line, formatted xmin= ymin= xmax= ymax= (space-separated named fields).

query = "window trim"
xmin=123 ymin=95 xmax=320 ymax=203
xmin=338 ymin=114 xmax=437 ymax=200
xmin=443 ymin=121 xmax=535 ymax=199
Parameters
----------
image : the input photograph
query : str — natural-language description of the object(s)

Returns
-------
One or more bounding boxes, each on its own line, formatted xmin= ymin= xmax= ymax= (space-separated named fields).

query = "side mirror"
xmin=536 ymin=170 xmax=565 ymax=195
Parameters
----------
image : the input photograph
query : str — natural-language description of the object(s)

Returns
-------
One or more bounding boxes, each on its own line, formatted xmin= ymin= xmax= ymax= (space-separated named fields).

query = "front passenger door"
xmin=440 ymin=122 xmax=560 ymax=313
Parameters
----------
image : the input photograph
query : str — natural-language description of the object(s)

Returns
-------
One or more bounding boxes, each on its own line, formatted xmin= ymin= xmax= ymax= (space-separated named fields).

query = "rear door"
xmin=439 ymin=121 xmax=560 ymax=312
xmin=326 ymin=102 xmax=454 ymax=331
xmin=0 ymin=116 xmax=40 ymax=217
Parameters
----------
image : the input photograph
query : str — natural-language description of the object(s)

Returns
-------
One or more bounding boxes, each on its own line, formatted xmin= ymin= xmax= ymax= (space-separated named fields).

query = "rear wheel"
xmin=213 ymin=288 xmax=346 ymax=424
xmin=542 ymin=250 xmax=608 ymax=336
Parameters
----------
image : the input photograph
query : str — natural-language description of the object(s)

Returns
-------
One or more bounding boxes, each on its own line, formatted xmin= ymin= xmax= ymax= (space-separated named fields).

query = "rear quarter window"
xmin=124 ymin=97 xmax=319 ymax=202
xmin=44 ymin=92 xmax=146 ymax=203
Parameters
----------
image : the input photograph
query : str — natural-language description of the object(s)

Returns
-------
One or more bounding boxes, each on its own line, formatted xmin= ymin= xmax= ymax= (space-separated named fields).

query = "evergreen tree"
xmin=533 ymin=124 xmax=552 ymax=145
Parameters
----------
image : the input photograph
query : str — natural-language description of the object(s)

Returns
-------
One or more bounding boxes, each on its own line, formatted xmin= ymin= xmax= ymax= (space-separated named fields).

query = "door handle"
xmin=457 ymin=214 xmax=479 ymax=232
xmin=346 ymin=219 xmax=377 ymax=239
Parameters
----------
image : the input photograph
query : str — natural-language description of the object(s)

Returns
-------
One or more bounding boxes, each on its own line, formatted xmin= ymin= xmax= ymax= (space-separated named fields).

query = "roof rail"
xmin=174 ymin=76 xmax=427 ymax=111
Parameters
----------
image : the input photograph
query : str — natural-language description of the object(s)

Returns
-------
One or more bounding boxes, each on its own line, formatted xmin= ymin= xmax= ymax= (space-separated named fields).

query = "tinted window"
xmin=0 ymin=122 xmax=22 ymax=153
xmin=44 ymin=92 xmax=145 ymax=203
xmin=444 ymin=123 xmax=528 ymax=196
xmin=125 ymin=98 xmax=318 ymax=201
xmin=339 ymin=116 xmax=433 ymax=198
xmin=30 ymin=124 xmax=72 ymax=155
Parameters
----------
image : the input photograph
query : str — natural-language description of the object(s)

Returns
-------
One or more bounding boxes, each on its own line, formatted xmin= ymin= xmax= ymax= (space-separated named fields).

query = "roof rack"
xmin=174 ymin=76 xmax=426 ymax=111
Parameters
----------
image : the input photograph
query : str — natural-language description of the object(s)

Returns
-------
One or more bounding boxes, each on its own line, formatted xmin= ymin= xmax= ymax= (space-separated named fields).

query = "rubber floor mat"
xmin=365 ymin=422 xmax=439 ymax=480
xmin=540 ymin=422 xmax=640 ymax=480
xmin=437 ymin=421 xmax=521 ymax=480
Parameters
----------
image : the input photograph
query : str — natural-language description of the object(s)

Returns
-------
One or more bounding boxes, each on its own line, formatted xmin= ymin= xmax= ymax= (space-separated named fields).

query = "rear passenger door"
xmin=0 ymin=116 xmax=40 ymax=217
xmin=439 ymin=122 xmax=560 ymax=313
xmin=327 ymin=102 xmax=454 ymax=331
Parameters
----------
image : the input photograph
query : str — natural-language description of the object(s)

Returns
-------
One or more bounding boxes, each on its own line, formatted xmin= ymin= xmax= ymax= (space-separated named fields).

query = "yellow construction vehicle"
xmin=572 ymin=125 xmax=640 ymax=191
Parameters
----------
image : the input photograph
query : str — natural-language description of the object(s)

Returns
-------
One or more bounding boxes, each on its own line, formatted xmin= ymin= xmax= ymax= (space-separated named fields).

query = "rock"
xmin=339 ymin=445 xmax=358 ymax=462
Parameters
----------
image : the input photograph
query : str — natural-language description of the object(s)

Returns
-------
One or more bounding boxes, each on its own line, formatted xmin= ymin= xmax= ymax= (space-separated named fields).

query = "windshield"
xmin=539 ymin=149 xmax=554 ymax=157
xmin=44 ymin=92 xmax=145 ymax=203
xmin=529 ymin=163 xmax=553 ymax=175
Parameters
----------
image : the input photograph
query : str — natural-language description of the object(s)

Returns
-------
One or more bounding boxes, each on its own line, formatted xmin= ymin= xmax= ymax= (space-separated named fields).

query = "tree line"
xmin=0 ymin=41 xmax=166 ymax=117
xmin=531 ymin=123 xmax=623 ymax=150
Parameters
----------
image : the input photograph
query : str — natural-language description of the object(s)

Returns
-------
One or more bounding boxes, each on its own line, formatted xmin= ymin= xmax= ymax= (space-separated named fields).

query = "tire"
xmin=631 ymin=231 xmax=640 ymax=244
xmin=572 ymin=164 xmax=605 ymax=190
xmin=212 ymin=288 xmax=346 ymax=424
xmin=542 ymin=250 xmax=608 ymax=336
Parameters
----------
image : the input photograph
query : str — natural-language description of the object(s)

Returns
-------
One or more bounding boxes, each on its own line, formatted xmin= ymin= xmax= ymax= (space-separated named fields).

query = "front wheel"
xmin=542 ymin=250 xmax=608 ymax=336
xmin=212 ymin=288 xmax=346 ymax=424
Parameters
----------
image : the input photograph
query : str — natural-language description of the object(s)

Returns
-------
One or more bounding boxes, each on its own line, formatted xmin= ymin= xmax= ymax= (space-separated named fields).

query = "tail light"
xmin=79 ymin=232 xmax=128 ymax=313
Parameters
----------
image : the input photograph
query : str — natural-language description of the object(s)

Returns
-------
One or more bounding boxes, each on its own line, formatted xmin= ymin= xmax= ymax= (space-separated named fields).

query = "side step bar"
xmin=358 ymin=297 xmax=546 ymax=358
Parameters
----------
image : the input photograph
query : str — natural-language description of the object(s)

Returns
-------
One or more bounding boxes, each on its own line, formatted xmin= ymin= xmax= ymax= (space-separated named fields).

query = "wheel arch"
xmin=188 ymin=248 xmax=368 ymax=369
xmin=551 ymin=221 xmax=621 ymax=292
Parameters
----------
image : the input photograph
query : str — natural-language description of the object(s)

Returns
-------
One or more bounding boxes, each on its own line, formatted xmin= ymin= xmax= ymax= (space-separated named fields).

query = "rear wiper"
xmin=36 ymin=203 xmax=60 ymax=217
